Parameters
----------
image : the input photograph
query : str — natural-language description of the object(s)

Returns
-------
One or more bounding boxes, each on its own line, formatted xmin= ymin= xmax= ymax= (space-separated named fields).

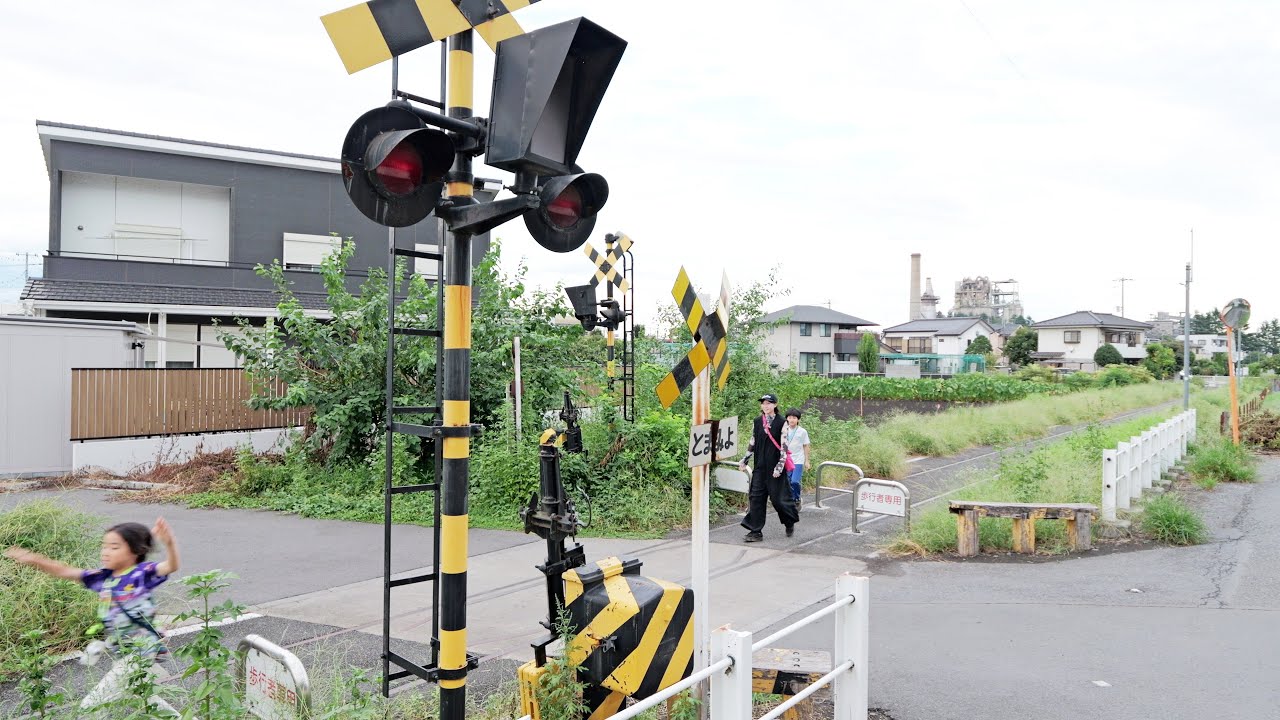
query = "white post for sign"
xmin=691 ymin=365 xmax=711 ymax=718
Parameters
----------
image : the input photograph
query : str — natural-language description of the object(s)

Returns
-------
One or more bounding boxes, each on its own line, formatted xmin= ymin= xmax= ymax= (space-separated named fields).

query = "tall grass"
xmin=0 ymin=500 xmax=102 ymax=678
xmin=814 ymin=381 xmax=1182 ymax=482
xmin=887 ymin=411 xmax=1181 ymax=555
xmin=1141 ymin=494 xmax=1208 ymax=545
xmin=1186 ymin=437 xmax=1256 ymax=488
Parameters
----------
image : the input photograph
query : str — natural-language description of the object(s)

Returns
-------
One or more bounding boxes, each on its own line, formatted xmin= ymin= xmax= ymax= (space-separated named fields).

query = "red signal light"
xmin=374 ymin=143 xmax=425 ymax=197
xmin=545 ymin=185 xmax=583 ymax=228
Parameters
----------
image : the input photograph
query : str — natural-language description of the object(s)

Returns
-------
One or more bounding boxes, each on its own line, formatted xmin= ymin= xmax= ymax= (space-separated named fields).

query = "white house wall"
xmin=0 ymin=321 xmax=139 ymax=477
xmin=762 ymin=324 xmax=838 ymax=370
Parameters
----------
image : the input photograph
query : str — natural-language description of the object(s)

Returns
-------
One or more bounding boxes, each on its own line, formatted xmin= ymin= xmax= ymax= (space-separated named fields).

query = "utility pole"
xmin=1114 ymin=277 xmax=1134 ymax=317
xmin=1183 ymin=262 xmax=1191 ymax=409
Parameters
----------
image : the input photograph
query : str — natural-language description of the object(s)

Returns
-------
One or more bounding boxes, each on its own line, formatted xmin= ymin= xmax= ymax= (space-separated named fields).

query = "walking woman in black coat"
xmin=738 ymin=393 xmax=800 ymax=541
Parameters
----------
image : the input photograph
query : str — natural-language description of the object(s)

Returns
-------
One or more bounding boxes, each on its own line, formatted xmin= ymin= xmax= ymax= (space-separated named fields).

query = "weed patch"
xmin=0 ymin=500 xmax=101 ymax=678
xmin=1141 ymin=494 xmax=1208 ymax=545
xmin=1187 ymin=438 xmax=1256 ymax=484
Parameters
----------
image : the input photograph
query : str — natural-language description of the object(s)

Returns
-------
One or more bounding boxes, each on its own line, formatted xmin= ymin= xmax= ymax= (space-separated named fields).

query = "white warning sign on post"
xmin=689 ymin=416 xmax=740 ymax=468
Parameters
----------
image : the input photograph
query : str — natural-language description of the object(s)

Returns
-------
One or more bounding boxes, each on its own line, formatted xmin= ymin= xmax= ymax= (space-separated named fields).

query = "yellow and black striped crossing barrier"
xmin=321 ymin=0 xmax=541 ymax=74
xmin=655 ymin=267 xmax=731 ymax=408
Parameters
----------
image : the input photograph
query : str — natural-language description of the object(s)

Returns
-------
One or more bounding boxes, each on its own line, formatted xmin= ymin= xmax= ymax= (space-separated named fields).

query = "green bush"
xmin=1095 ymin=364 xmax=1154 ymax=387
xmin=1187 ymin=438 xmax=1256 ymax=484
xmin=1013 ymin=364 xmax=1058 ymax=383
xmin=1094 ymin=344 xmax=1125 ymax=367
xmin=1062 ymin=371 xmax=1097 ymax=391
xmin=1141 ymin=494 xmax=1208 ymax=545
xmin=0 ymin=501 xmax=102 ymax=678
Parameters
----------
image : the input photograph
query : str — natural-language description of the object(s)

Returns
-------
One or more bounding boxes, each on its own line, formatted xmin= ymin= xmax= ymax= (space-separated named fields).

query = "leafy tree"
xmin=1094 ymin=343 xmax=1124 ymax=367
xmin=221 ymin=239 xmax=581 ymax=463
xmin=965 ymin=335 xmax=993 ymax=354
xmin=1143 ymin=344 xmax=1176 ymax=379
xmin=1010 ymin=314 xmax=1034 ymax=326
xmin=1003 ymin=326 xmax=1038 ymax=367
xmin=1160 ymin=340 xmax=1187 ymax=372
xmin=1190 ymin=309 xmax=1224 ymax=335
xmin=857 ymin=332 xmax=880 ymax=374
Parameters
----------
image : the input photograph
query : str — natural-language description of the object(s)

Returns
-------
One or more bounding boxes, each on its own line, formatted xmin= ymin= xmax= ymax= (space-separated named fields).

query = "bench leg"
xmin=956 ymin=510 xmax=979 ymax=557
xmin=1012 ymin=518 xmax=1036 ymax=554
xmin=1068 ymin=511 xmax=1093 ymax=551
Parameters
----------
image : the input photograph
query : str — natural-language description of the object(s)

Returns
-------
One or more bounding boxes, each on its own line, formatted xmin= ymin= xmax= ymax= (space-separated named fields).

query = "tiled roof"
xmin=1031 ymin=311 xmax=1152 ymax=329
xmin=21 ymin=278 xmax=329 ymax=312
xmin=759 ymin=305 xmax=876 ymax=326
xmin=882 ymin=317 xmax=992 ymax=335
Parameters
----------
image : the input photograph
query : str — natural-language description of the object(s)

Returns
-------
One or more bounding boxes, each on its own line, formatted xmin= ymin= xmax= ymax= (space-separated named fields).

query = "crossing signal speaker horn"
xmin=525 ymin=173 xmax=609 ymax=253
xmin=486 ymin=17 xmax=627 ymax=176
xmin=341 ymin=105 xmax=454 ymax=227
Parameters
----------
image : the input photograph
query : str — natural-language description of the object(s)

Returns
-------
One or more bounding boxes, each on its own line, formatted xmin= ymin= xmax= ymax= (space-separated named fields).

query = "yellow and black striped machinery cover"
xmin=563 ymin=556 xmax=694 ymax=701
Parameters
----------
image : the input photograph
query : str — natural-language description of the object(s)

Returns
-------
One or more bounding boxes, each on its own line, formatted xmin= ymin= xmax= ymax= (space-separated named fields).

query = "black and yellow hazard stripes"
xmin=562 ymin=557 xmax=695 ymax=705
xmin=656 ymin=267 xmax=731 ymax=408
xmin=583 ymin=233 xmax=632 ymax=293
xmin=321 ymin=0 xmax=540 ymax=74
xmin=437 ymin=31 xmax=476 ymax=719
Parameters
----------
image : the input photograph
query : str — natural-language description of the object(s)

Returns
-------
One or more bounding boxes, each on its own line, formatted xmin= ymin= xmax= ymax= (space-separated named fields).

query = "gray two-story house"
xmin=22 ymin=120 xmax=487 ymax=367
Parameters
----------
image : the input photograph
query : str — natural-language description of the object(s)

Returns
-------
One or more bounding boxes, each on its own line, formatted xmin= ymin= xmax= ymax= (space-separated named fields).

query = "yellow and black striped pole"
xmin=439 ymin=29 xmax=475 ymax=720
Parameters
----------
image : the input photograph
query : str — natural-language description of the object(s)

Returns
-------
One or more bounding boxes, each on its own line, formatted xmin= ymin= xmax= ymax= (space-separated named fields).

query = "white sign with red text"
xmin=856 ymin=482 xmax=908 ymax=517
xmin=245 ymin=646 xmax=302 ymax=719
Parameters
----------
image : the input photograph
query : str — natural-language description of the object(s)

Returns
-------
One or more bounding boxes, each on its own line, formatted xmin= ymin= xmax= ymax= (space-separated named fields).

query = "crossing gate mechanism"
xmin=520 ymin=558 xmax=695 ymax=719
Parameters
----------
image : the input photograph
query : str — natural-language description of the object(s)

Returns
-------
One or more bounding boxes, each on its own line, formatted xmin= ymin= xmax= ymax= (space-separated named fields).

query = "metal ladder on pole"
xmin=620 ymin=246 xmax=636 ymax=422
xmin=380 ymin=223 xmax=445 ymax=695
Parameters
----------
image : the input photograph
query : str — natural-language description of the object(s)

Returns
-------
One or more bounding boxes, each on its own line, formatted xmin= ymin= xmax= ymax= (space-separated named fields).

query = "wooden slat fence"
xmin=71 ymin=369 xmax=310 ymax=440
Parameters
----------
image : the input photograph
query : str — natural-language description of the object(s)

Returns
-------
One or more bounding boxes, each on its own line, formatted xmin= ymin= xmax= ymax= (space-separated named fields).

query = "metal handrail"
xmin=609 ymin=657 xmax=735 ymax=720
xmin=752 ymin=594 xmax=854 ymax=651
xmin=813 ymin=461 xmax=864 ymax=508
xmin=758 ymin=660 xmax=856 ymax=720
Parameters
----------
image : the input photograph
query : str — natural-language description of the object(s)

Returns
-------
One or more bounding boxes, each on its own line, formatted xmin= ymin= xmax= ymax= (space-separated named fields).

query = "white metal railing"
xmin=593 ymin=574 xmax=869 ymax=720
xmin=1101 ymin=409 xmax=1197 ymax=522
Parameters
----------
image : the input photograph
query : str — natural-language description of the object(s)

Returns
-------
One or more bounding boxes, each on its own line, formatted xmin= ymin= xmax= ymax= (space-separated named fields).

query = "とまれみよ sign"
xmin=688 ymin=416 xmax=739 ymax=468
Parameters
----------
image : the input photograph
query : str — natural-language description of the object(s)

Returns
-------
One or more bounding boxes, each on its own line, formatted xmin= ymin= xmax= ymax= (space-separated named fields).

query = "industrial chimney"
xmin=920 ymin=277 xmax=940 ymax=319
xmin=909 ymin=253 xmax=922 ymax=320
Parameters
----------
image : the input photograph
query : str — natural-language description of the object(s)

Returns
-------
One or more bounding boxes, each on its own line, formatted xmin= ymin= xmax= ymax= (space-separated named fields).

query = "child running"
xmin=5 ymin=517 xmax=181 ymax=716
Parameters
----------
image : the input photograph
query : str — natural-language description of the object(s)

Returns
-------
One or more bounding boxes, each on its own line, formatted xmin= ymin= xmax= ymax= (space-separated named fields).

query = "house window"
xmin=886 ymin=337 xmax=903 ymax=352
xmin=799 ymin=323 xmax=812 ymax=337
xmin=60 ymin=172 xmax=231 ymax=264
xmin=819 ymin=323 xmax=832 ymax=337
xmin=283 ymin=233 xmax=342 ymax=269
xmin=799 ymin=352 xmax=830 ymax=374
xmin=836 ymin=353 xmax=852 ymax=362
xmin=1064 ymin=331 xmax=1081 ymax=343
xmin=907 ymin=338 xmax=932 ymax=354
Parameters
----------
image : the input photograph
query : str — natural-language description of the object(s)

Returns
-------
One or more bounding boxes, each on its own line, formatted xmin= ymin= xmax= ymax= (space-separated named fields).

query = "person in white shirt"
xmin=781 ymin=408 xmax=811 ymax=505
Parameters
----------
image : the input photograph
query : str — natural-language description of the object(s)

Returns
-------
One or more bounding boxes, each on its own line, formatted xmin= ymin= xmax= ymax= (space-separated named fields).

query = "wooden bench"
xmin=948 ymin=501 xmax=1098 ymax=557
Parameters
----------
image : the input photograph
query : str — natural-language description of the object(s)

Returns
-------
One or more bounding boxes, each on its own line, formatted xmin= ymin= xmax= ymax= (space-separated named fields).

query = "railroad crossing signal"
xmin=583 ymin=233 xmax=632 ymax=293
xmin=321 ymin=0 xmax=541 ymax=74
xmin=656 ymin=268 xmax=731 ymax=409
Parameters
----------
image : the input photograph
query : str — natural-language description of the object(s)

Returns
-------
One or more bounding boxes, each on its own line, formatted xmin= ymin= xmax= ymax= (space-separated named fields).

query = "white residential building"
xmin=1030 ymin=311 xmax=1152 ymax=371
xmin=879 ymin=317 xmax=996 ymax=374
xmin=757 ymin=305 xmax=877 ymax=374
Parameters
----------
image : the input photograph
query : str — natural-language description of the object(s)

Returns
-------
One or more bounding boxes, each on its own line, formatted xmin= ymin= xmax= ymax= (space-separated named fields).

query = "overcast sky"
xmin=1 ymin=1 xmax=1276 ymax=331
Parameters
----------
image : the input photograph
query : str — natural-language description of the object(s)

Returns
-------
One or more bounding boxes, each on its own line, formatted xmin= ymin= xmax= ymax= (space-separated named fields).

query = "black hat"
xmin=759 ymin=393 xmax=778 ymax=403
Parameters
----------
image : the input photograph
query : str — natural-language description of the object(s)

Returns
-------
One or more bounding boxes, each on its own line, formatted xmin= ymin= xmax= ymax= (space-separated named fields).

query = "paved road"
xmin=6 ymin=403 xmax=1275 ymax=719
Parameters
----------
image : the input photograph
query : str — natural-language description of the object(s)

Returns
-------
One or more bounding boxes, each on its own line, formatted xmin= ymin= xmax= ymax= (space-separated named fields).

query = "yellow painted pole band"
xmin=446 ymin=181 xmax=473 ymax=197
xmin=443 ymin=399 xmax=470 ymax=426
xmin=447 ymin=49 xmax=473 ymax=110
xmin=444 ymin=286 xmax=473 ymax=349
xmin=440 ymin=514 xmax=469 ymax=574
